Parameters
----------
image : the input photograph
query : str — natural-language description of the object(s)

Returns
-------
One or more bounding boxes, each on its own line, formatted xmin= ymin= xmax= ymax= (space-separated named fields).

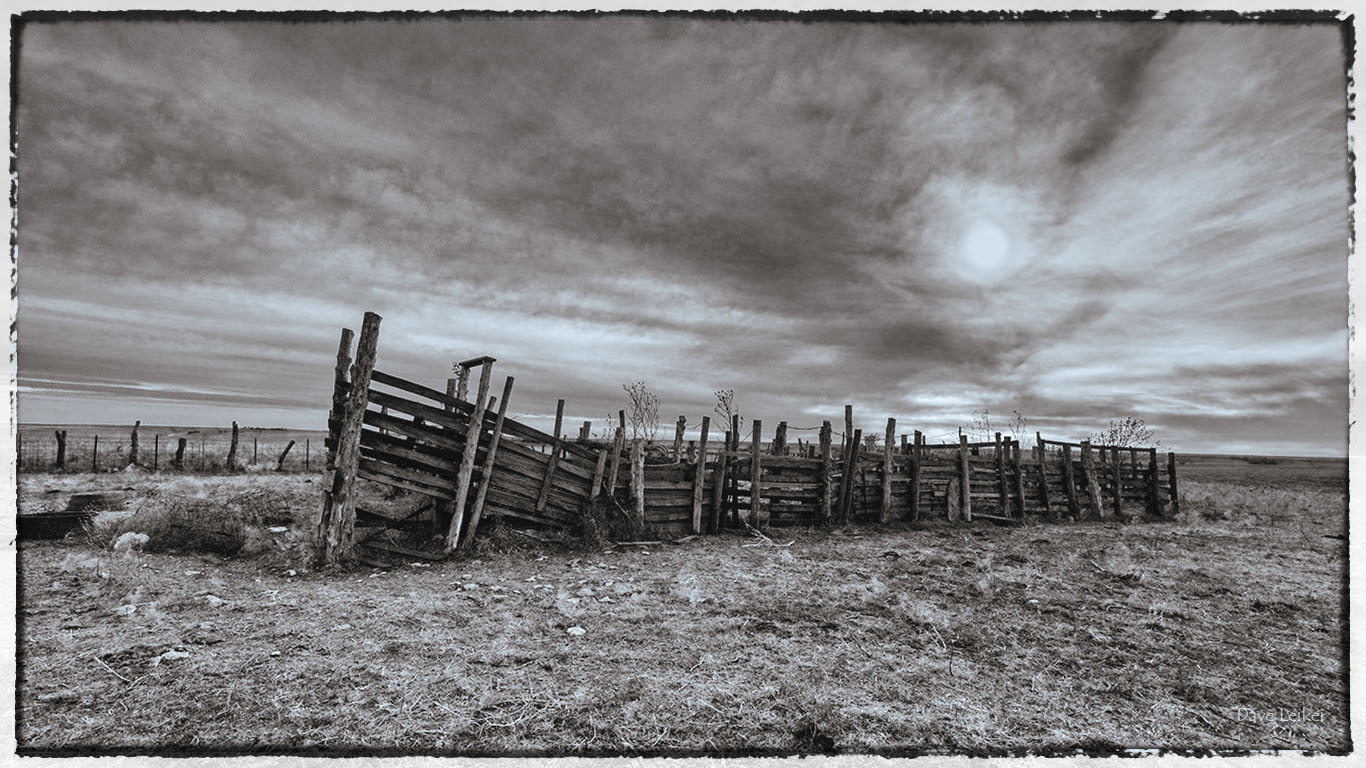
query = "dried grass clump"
xmin=105 ymin=494 xmax=250 ymax=555
xmin=575 ymin=496 xmax=642 ymax=549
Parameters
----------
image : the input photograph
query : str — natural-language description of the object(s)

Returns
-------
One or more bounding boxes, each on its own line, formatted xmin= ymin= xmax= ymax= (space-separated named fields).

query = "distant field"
xmin=17 ymin=424 xmax=330 ymax=474
xmin=12 ymin=450 xmax=1349 ymax=754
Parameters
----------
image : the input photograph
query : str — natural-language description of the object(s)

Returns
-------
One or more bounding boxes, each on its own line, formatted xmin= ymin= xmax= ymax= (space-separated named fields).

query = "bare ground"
xmin=13 ymin=457 xmax=1349 ymax=755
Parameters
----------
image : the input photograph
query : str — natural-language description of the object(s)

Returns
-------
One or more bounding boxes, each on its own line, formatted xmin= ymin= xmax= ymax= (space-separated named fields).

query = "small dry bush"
xmin=575 ymin=496 xmax=642 ymax=549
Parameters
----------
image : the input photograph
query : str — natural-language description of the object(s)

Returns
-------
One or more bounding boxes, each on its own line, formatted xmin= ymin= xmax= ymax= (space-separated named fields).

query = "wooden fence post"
xmin=445 ymin=361 xmax=494 ymax=551
xmin=455 ymin=366 xmax=470 ymax=402
xmin=304 ymin=438 xmax=310 ymax=471
xmin=1080 ymin=440 xmax=1105 ymax=520
xmin=728 ymin=415 xmax=740 ymax=526
xmin=174 ymin=437 xmax=186 ymax=469
xmin=92 ymin=435 xmax=98 ymax=473
xmin=819 ymin=421 xmax=833 ymax=525
xmin=607 ymin=426 xmax=625 ymax=498
xmin=1060 ymin=444 xmax=1079 ymax=518
xmin=880 ymin=418 xmax=895 ymax=523
xmin=535 ymin=399 xmax=567 ymax=515
xmin=54 ymin=429 xmax=67 ymax=469
xmin=253 ymin=435 xmax=258 ymax=466
xmin=152 ymin=434 xmax=159 ymax=471
xmin=1011 ymin=439 xmax=1026 ymax=518
xmin=316 ymin=311 xmax=381 ymax=565
xmin=958 ymin=434 xmax=972 ymax=522
xmin=711 ymin=430 xmax=730 ymax=534
xmin=461 ymin=375 xmax=516 ymax=550
xmin=1167 ymin=452 xmax=1180 ymax=517
xmin=579 ymin=421 xmax=592 ymax=441
xmin=748 ymin=419 xmax=763 ymax=526
xmin=772 ymin=421 xmax=788 ymax=456
xmin=994 ymin=432 xmax=1008 ymax=514
xmin=630 ymin=439 xmax=646 ymax=529
xmin=325 ymin=328 xmax=355 ymax=470
xmin=590 ymin=448 xmax=608 ymax=500
xmin=672 ymin=416 xmax=686 ymax=461
xmin=227 ymin=422 xmax=239 ymax=472
xmin=910 ymin=430 xmax=922 ymax=521
xmin=1146 ymin=447 xmax=1160 ymax=517
xmin=128 ymin=421 xmax=140 ymax=467
xmin=1110 ymin=446 xmax=1127 ymax=521
xmin=839 ymin=428 xmax=861 ymax=525
xmin=1035 ymin=432 xmax=1053 ymax=520
xmin=276 ymin=440 xmax=296 ymax=471
xmin=691 ymin=416 xmax=710 ymax=534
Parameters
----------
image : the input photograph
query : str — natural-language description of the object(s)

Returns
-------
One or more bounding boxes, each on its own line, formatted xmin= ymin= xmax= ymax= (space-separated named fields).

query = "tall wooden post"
xmin=958 ymin=434 xmax=972 ymax=522
xmin=455 ymin=366 xmax=470 ymax=402
xmin=880 ymin=418 xmax=895 ymax=523
xmin=843 ymin=405 xmax=854 ymax=456
xmin=461 ymin=376 xmax=516 ymax=550
xmin=994 ymin=432 xmax=1008 ymax=514
xmin=54 ymin=429 xmax=67 ymax=469
xmin=1061 ymin=444 xmax=1079 ymax=518
xmin=1146 ymin=447 xmax=1161 ymax=517
xmin=579 ymin=421 xmax=592 ymax=441
xmin=910 ymin=430 xmax=922 ymax=521
xmin=316 ymin=311 xmax=381 ymax=565
xmin=748 ymin=420 xmax=763 ymax=526
xmin=839 ymin=428 xmax=861 ymax=525
xmin=711 ymin=430 xmax=730 ymax=534
xmin=92 ymin=435 xmax=98 ymax=473
xmin=1167 ymin=452 xmax=1180 ymax=517
xmin=672 ymin=416 xmax=686 ymax=461
xmin=729 ymin=415 xmax=740 ymax=525
xmin=1110 ymin=446 xmax=1127 ymax=520
xmin=691 ymin=416 xmax=710 ymax=534
xmin=1035 ymin=432 xmax=1053 ymax=520
xmin=819 ymin=421 xmax=833 ymax=525
xmin=1011 ymin=439 xmax=1026 ymax=518
xmin=325 ymin=328 xmax=354 ymax=469
xmin=630 ymin=439 xmax=646 ymax=529
xmin=445 ymin=361 xmax=494 ymax=551
xmin=535 ymin=399 xmax=567 ymax=515
xmin=1080 ymin=440 xmax=1105 ymax=520
xmin=129 ymin=421 xmax=141 ymax=467
xmin=607 ymin=426 xmax=624 ymax=498
xmin=226 ymin=422 xmax=239 ymax=472
xmin=304 ymin=438 xmax=310 ymax=471
xmin=152 ymin=434 xmax=159 ymax=471
xmin=589 ymin=449 xmax=608 ymax=500
xmin=174 ymin=437 xmax=186 ymax=469
xmin=772 ymin=421 xmax=788 ymax=456
xmin=252 ymin=436 xmax=258 ymax=466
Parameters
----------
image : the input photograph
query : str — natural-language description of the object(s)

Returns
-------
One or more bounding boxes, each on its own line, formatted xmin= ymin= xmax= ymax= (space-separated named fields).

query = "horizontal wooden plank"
xmin=359 ymin=457 xmax=452 ymax=493
xmin=362 ymin=409 xmax=467 ymax=453
xmin=357 ymin=466 xmax=454 ymax=500
xmin=359 ymin=433 xmax=458 ymax=478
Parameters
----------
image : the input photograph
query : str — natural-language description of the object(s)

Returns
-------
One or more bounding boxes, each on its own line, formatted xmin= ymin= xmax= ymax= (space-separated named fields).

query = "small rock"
xmin=535 ymin=555 xmax=547 ymax=561
xmin=184 ymin=570 xmax=202 ymax=576
xmin=463 ymin=583 xmax=480 ymax=591
xmin=270 ymin=650 xmax=281 ymax=657
xmin=598 ymin=597 xmax=614 ymax=603
xmin=287 ymin=570 xmax=297 ymax=577
xmin=567 ymin=626 xmax=586 ymax=636
xmin=409 ymin=562 xmax=429 ymax=568
xmin=1027 ymin=599 xmax=1040 ymax=605
xmin=150 ymin=649 xmax=190 ymax=666
xmin=268 ymin=526 xmax=288 ymax=533
xmin=204 ymin=595 xmax=226 ymax=608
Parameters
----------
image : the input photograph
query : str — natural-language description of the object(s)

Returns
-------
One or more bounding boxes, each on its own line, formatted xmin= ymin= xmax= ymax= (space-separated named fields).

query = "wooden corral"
xmin=316 ymin=313 xmax=1178 ymax=563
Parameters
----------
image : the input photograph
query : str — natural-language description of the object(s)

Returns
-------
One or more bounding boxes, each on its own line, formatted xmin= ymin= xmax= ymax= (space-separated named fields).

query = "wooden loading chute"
xmin=316 ymin=312 xmax=1180 ymax=565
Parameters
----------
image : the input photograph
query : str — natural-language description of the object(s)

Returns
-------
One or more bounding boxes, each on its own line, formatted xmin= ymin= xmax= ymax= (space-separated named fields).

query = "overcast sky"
xmin=13 ymin=16 xmax=1350 ymax=455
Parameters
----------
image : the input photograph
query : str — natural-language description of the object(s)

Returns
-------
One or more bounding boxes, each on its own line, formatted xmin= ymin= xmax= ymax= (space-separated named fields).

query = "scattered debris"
xmin=150 ymin=649 xmax=190 ymax=666
xmin=204 ymin=595 xmax=226 ymax=608
xmin=567 ymin=626 xmax=586 ymax=636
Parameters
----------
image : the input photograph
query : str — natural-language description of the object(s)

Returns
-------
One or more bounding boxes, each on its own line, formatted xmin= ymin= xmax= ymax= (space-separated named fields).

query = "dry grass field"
xmin=13 ymin=453 xmax=1348 ymax=755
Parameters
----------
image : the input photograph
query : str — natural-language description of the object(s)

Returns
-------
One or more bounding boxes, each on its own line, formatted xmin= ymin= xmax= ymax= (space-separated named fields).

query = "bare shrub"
xmin=623 ymin=381 xmax=661 ymax=441
xmin=1089 ymin=416 xmax=1161 ymax=448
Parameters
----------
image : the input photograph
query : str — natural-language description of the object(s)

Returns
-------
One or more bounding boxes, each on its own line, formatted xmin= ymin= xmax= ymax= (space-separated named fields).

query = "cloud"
xmin=13 ymin=18 xmax=1349 ymax=455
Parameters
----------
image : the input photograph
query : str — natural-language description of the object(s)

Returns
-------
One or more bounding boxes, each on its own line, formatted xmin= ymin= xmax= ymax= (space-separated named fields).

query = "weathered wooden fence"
xmin=317 ymin=312 xmax=1179 ymax=563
